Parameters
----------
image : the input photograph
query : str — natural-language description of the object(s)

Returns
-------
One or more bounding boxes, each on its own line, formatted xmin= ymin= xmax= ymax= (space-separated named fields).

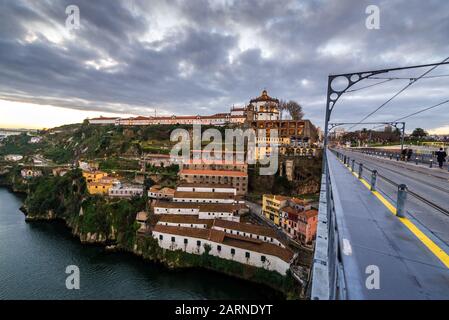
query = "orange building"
xmin=281 ymin=207 xmax=318 ymax=244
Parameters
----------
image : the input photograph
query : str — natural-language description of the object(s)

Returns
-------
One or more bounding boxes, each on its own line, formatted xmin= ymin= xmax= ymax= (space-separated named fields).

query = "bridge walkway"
xmin=326 ymin=150 xmax=449 ymax=299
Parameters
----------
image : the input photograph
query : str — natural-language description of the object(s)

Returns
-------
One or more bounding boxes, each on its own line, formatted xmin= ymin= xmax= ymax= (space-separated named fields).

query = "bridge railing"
xmin=310 ymin=150 xmax=346 ymax=300
xmin=352 ymin=148 xmax=447 ymax=169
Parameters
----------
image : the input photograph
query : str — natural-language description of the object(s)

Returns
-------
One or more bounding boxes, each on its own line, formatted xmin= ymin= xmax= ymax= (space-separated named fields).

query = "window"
xmin=159 ymin=235 xmax=163 ymax=240
xmin=184 ymin=238 xmax=188 ymax=244
xmin=171 ymin=237 xmax=175 ymax=242
xmin=261 ymin=256 xmax=266 ymax=262
xmin=231 ymin=248 xmax=235 ymax=255
xmin=217 ymin=245 xmax=221 ymax=252
xmin=197 ymin=240 xmax=201 ymax=246
xmin=245 ymin=252 xmax=250 ymax=258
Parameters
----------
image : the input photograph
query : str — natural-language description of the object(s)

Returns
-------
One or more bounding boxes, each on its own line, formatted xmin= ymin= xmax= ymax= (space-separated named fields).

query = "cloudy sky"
xmin=0 ymin=0 xmax=448 ymax=133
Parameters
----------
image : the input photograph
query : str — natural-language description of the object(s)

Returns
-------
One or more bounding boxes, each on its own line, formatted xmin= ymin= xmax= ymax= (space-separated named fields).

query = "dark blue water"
xmin=0 ymin=188 xmax=281 ymax=300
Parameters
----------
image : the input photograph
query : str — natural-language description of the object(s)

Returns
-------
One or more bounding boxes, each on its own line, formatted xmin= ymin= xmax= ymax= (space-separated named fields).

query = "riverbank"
xmin=2 ymin=171 xmax=299 ymax=299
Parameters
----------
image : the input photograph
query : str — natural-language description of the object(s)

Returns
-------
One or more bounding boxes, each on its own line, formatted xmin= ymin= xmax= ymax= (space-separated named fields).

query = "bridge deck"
xmin=328 ymin=151 xmax=449 ymax=299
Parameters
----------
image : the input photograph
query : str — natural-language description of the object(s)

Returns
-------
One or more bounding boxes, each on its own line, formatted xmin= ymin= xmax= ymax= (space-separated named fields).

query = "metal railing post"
xmin=396 ymin=184 xmax=407 ymax=218
xmin=358 ymin=163 xmax=363 ymax=179
xmin=351 ymin=159 xmax=355 ymax=172
xmin=370 ymin=170 xmax=377 ymax=191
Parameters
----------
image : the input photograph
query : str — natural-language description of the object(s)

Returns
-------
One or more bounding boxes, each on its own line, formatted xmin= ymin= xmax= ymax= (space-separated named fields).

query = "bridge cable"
xmin=348 ymin=56 xmax=449 ymax=130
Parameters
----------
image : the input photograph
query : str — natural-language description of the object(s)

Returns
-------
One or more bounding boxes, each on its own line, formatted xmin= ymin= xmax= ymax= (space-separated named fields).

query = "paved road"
xmin=336 ymin=148 xmax=449 ymax=247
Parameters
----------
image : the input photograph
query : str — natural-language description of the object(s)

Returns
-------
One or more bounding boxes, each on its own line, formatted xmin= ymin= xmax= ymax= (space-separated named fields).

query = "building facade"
xmin=109 ymin=184 xmax=144 ymax=198
xmin=152 ymin=222 xmax=293 ymax=275
xmin=179 ymin=169 xmax=248 ymax=195
xmin=262 ymin=194 xmax=289 ymax=225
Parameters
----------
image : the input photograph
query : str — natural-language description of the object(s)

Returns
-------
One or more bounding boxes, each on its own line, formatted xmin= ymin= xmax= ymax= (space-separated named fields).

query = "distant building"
xmin=82 ymin=171 xmax=119 ymax=195
xmin=141 ymin=154 xmax=173 ymax=168
xmin=29 ymin=136 xmax=42 ymax=144
xmin=4 ymin=154 xmax=23 ymax=162
xmin=21 ymin=168 xmax=43 ymax=179
xmin=247 ymin=89 xmax=280 ymax=121
xmin=136 ymin=211 xmax=148 ymax=232
xmin=176 ymin=183 xmax=237 ymax=195
xmin=109 ymin=184 xmax=144 ymax=198
xmin=262 ymin=194 xmax=290 ymax=225
xmin=52 ymin=167 xmax=69 ymax=177
xmin=148 ymin=185 xmax=176 ymax=200
xmin=179 ymin=169 xmax=248 ymax=195
xmin=280 ymin=207 xmax=318 ymax=244
xmin=181 ymin=159 xmax=247 ymax=173
xmin=87 ymin=116 xmax=120 ymax=125
xmin=87 ymin=180 xmax=115 ymax=195
xmin=82 ymin=170 xmax=108 ymax=183
xmin=153 ymin=201 xmax=243 ymax=222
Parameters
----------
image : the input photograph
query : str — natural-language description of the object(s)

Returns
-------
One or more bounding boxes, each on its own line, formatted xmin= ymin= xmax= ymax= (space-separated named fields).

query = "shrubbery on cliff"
xmin=25 ymin=169 xmax=87 ymax=216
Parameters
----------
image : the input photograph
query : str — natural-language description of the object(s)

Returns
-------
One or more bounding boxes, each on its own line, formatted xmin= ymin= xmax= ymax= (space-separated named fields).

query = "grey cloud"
xmin=0 ymin=0 xmax=448 ymax=132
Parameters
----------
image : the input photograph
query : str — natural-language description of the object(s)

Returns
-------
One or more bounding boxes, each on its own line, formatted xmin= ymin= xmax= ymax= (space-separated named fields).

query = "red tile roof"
xmin=212 ymin=219 xmax=278 ymax=238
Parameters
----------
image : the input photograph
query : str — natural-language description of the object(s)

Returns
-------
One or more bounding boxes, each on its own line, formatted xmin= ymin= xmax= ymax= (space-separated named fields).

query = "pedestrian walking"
xmin=407 ymin=149 xmax=413 ymax=162
xmin=435 ymin=148 xmax=447 ymax=169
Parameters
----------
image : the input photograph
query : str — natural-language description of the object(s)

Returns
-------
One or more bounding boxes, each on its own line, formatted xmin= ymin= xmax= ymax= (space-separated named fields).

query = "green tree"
xmin=411 ymin=128 xmax=428 ymax=139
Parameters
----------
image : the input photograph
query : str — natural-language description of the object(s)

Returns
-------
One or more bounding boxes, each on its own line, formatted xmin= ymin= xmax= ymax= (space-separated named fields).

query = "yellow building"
xmin=87 ymin=181 xmax=114 ymax=195
xmin=262 ymin=194 xmax=289 ymax=225
xmin=83 ymin=171 xmax=118 ymax=195
xmin=83 ymin=171 xmax=108 ymax=183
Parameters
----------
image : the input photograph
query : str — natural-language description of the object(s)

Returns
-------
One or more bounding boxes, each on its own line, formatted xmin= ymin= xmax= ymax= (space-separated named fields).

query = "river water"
xmin=0 ymin=188 xmax=281 ymax=300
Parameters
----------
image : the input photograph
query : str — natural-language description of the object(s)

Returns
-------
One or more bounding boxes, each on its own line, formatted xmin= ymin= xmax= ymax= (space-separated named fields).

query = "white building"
xmin=109 ymin=184 xmax=144 ymax=198
xmin=87 ymin=116 xmax=120 ymax=125
xmin=153 ymin=202 xmax=242 ymax=222
xmin=152 ymin=224 xmax=293 ymax=275
xmin=176 ymin=183 xmax=237 ymax=195
xmin=248 ymin=90 xmax=280 ymax=121
xmin=148 ymin=185 xmax=175 ymax=200
xmin=21 ymin=169 xmax=43 ymax=179
xmin=29 ymin=136 xmax=42 ymax=144
xmin=4 ymin=154 xmax=23 ymax=162
xmin=172 ymin=191 xmax=241 ymax=204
